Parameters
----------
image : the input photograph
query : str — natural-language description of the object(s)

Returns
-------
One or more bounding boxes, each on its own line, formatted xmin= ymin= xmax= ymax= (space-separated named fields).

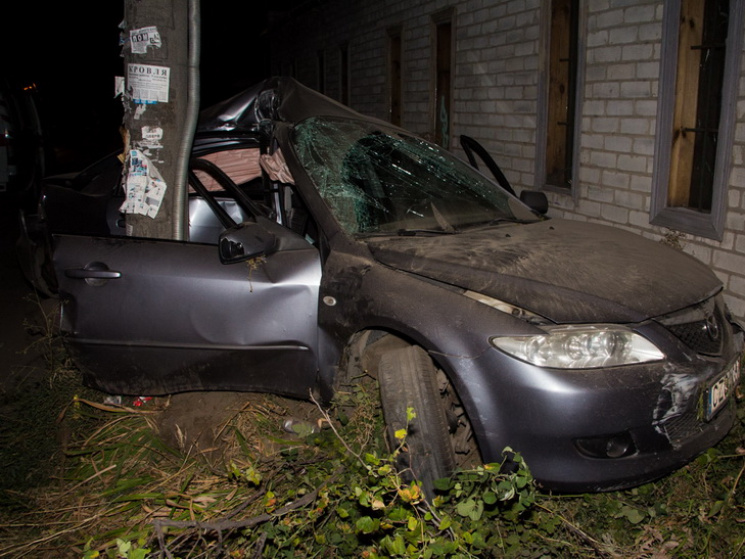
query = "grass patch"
xmin=0 ymin=357 xmax=743 ymax=558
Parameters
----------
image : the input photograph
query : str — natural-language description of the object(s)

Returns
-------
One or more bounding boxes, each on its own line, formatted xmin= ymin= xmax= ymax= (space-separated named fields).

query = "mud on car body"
xmin=32 ymin=77 xmax=743 ymax=493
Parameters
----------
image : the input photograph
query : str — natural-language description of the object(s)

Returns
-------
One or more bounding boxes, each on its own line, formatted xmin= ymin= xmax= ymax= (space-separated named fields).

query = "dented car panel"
xmin=45 ymin=77 xmax=743 ymax=492
xmin=55 ymin=231 xmax=322 ymax=397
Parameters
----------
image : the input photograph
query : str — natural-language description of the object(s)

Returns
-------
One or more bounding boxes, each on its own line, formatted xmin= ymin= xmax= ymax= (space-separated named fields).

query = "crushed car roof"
xmin=196 ymin=77 xmax=369 ymax=135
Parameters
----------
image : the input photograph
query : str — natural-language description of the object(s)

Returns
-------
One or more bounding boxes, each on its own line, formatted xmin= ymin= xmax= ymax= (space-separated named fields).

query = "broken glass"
xmin=292 ymin=116 xmax=538 ymax=235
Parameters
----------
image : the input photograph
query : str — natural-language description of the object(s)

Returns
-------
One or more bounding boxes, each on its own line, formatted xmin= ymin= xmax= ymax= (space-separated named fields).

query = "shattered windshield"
xmin=292 ymin=117 xmax=538 ymax=235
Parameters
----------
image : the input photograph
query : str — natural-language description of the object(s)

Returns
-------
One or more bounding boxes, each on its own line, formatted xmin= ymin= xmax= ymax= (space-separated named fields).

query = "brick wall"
xmin=269 ymin=0 xmax=745 ymax=321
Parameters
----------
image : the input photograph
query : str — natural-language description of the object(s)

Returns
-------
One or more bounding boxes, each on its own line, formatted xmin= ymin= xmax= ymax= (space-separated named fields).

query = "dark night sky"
xmin=1 ymin=2 xmax=272 ymax=173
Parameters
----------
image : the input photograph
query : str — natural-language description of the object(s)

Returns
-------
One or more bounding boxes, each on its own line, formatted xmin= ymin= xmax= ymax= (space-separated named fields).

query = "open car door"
xmin=52 ymin=151 xmax=322 ymax=397
xmin=54 ymin=230 xmax=321 ymax=397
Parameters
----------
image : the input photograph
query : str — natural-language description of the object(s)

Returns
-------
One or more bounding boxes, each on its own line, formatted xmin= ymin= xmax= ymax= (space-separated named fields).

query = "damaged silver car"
xmin=30 ymin=77 xmax=743 ymax=492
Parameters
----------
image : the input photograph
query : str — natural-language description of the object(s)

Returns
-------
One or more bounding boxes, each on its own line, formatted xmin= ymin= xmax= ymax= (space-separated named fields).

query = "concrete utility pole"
xmin=121 ymin=0 xmax=199 ymax=240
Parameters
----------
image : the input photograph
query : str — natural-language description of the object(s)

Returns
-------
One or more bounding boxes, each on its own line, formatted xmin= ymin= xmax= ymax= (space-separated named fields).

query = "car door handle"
xmin=65 ymin=266 xmax=122 ymax=280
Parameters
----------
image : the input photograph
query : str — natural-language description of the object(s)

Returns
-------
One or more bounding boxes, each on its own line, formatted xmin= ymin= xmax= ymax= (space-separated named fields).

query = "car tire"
xmin=378 ymin=345 xmax=456 ymax=496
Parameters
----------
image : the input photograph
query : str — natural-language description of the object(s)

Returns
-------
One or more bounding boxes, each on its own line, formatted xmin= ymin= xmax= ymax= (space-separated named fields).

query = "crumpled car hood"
xmin=365 ymin=219 xmax=721 ymax=323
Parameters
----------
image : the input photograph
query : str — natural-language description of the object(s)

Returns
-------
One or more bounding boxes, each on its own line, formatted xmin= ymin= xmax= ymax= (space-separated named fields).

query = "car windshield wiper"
xmin=461 ymin=216 xmax=538 ymax=229
xmin=357 ymin=228 xmax=457 ymax=238
xmin=396 ymin=228 xmax=457 ymax=236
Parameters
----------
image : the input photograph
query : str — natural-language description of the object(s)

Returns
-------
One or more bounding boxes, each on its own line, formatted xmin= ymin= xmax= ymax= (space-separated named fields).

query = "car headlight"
xmin=491 ymin=325 xmax=665 ymax=369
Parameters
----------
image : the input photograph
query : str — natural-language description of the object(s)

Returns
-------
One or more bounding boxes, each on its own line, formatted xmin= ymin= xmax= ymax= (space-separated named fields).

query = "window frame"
xmin=535 ymin=0 xmax=586 ymax=198
xmin=317 ymin=49 xmax=326 ymax=94
xmin=340 ymin=42 xmax=350 ymax=106
xmin=650 ymin=0 xmax=744 ymax=240
xmin=430 ymin=8 xmax=455 ymax=149
xmin=387 ymin=26 xmax=403 ymax=126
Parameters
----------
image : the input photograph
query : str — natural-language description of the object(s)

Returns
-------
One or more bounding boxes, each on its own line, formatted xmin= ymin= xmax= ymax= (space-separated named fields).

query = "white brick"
xmin=632 ymin=137 xmax=655 ymax=155
xmin=608 ymin=63 xmax=636 ymax=81
xmin=614 ymin=189 xmax=645 ymax=210
xmin=620 ymin=118 xmax=650 ymax=135
xmin=596 ymin=9 xmax=625 ymax=28
xmin=636 ymin=61 xmax=659 ymax=79
xmin=587 ymin=185 xmax=615 ymax=203
xmin=622 ymin=44 xmax=655 ymax=61
xmin=590 ymin=150 xmax=618 ymax=168
xmin=618 ymin=154 xmax=648 ymax=173
xmin=713 ymin=250 xmax=745 ymax=274
xmin=607 ymin=100 xmax=634 ymax=116
xmin=629 ymin=210 xmax=650 ymax=228
xmin=624 ymin=5 xmax=656 ymax=24
xmin=723 ymin=296 xmax=745 ymax=319
xmin=593 ymin=46 xmax=624 ymax=64
xmin=602 ymin=170 xmax=631 ymax=188
xmin=588 ymin=30 xmax=609 ymax=47
xmin=592 ymin=117 xmax=620 ymax=133
xmin=605 ymin=135 xmax=633 ymax=152
xmin=580 ymin=199 xmax=603 ymax=217
xmin=609 ymin=27 xmax=638 ymax=45
xmin=621 ymin=81 xmax=652 ymax=97
xmin=601 ymin=204 xmax=630 ymax=224
xmin=729 ymin=275 xmax=745 ymax=299
xmin=634 ymin=99 xmax=658 ymax=116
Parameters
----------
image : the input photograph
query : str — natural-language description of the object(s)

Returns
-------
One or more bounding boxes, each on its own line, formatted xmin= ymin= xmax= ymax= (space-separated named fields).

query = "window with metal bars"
xmin=651 ymin=0 xmax=743 ymax=240
xmin=668 ymin=0 xmax=728 ymax=212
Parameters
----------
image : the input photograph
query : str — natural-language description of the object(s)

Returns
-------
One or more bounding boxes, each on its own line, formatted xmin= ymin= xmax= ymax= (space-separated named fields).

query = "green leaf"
xmin=707 ymin=500 xmax=725 ymax=517
xmin=116 ymin=539 xmax=132 ymax=555
xmin=382 ymin=534 xmax=407 ymax=556
xmin=365 ymin=453 xmax=381 ymax=465
xmin=456 ymin=498 xmax=477 ymax=518
xmin=377 ymin=464 xmax=392 ymax=475
xmin=622 ymin=506 xmax=646 ymax=524
xmin=482 ymin=491 xmax=497 ymax=505
xmin=433 ymin=477 xmax=453 ymax=491
xmin=468 ymin=499 xmax=484 ymax=521
xmin=356 ymin=515 xmax=380 ymax=534
xmin=406 ymin=407 xmax=417 ymax=422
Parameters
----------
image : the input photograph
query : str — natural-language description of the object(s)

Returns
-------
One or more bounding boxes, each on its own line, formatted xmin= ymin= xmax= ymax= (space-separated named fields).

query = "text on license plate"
xmin=705 ymin=360 xmax=741 ymax=421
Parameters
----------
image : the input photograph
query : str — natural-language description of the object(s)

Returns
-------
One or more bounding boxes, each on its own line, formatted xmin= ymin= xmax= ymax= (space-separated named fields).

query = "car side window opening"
xmin=292 ymin=116 xmax=539 ymax=235
xmin=194 ymin=148 xmax=263 ymax=191
xmin=186 ymin=147 xmax=315 ymax=246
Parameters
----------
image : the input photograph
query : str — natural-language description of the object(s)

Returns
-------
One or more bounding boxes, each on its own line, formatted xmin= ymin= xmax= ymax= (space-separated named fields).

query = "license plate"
xmin=704 ymin=360 xmax=741 ymax=421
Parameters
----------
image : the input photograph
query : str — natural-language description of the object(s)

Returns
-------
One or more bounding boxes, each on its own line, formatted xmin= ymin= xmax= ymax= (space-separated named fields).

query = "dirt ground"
xmin=150 ymin=390 xmax=324 ymax=459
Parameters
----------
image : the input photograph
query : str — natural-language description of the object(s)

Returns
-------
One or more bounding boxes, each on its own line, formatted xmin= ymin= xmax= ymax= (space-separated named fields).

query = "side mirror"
xmin=519 ymin=190 xmax=549 ymax=215
xmin=219 ymin=221 xmax=277 ymax=264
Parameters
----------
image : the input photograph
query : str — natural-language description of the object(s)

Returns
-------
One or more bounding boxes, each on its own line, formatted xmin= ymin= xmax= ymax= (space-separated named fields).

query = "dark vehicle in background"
xmin=20 ymin=77 xmax=743 ymax=493
xmin=0 ymin=79 xmax=45 ymax=198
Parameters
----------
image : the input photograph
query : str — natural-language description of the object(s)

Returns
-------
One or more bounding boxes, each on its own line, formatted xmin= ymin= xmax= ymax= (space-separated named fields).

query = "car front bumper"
xmin=444 ymin=322 xmax=743 ymax=492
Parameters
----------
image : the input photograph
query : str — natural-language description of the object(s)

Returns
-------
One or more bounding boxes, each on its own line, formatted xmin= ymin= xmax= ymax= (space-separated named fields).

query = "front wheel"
xmin=378 ymin=345 xmax=456 ymax=496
